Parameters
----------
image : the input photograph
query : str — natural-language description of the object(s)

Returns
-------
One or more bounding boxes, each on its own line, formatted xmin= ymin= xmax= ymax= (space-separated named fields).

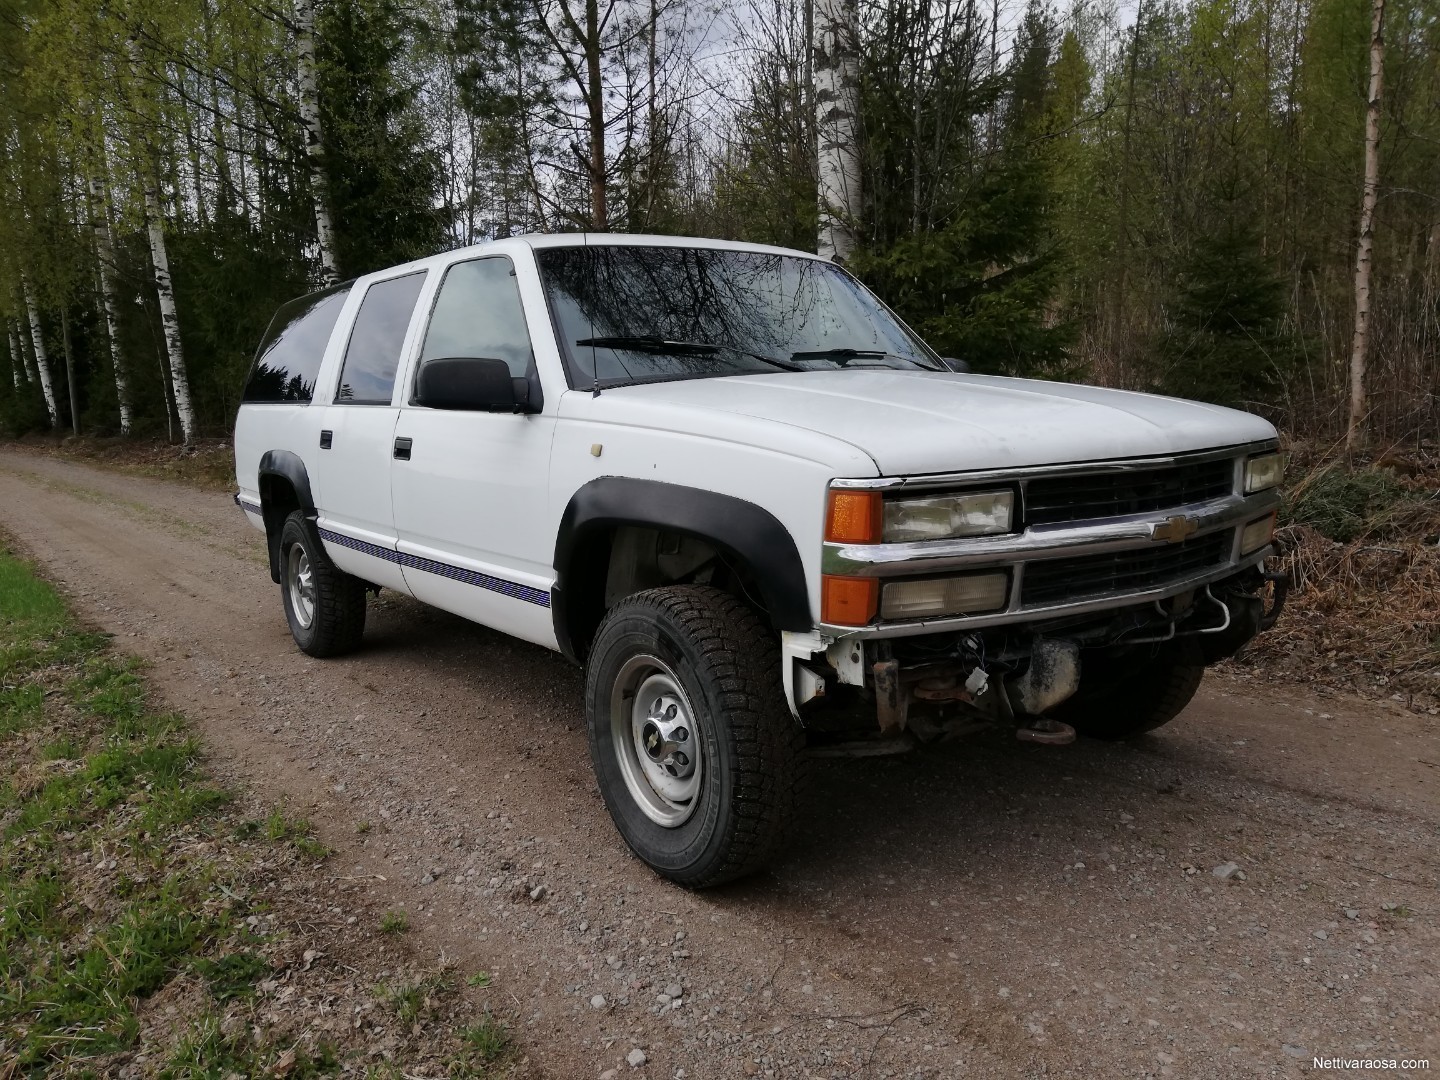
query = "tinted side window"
xmin=419 ymin=257 xmax=533 ymax=378
xmin=242 ymin=286 xmax=350 ymax=403
xmin=335 ymin=271 xmax=427 ymax=404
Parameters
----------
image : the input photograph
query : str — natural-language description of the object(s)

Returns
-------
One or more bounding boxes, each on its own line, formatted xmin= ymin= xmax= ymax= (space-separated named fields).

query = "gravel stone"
xmin=627 ymin=1048 xmax=647 ymax=1068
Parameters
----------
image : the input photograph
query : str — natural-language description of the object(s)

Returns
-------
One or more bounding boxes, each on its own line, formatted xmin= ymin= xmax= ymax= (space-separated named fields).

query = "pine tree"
xmin=318 ymin=0 xmax=448 ymax=275
xmin=1153 ymin=212 xmax=1300 ymax=410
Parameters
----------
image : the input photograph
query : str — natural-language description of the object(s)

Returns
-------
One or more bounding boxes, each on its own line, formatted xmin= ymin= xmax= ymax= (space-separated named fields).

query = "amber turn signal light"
xmin=826 ymin=490 xmax=882 ymax=544
xmin=821 ymin=574 xmax=879 ymax=626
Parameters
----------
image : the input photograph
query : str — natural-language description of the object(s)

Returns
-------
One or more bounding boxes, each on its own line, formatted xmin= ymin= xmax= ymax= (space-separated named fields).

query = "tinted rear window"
xmin=335 ymin=271 xmax=427 ymax=404
xmin=242 ymin=285 xmax=351 ymax=403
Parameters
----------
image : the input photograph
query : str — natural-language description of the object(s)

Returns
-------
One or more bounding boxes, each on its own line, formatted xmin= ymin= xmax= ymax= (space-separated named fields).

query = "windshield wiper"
xmin=790 ymin=347 xmax=941 ymax=370
xmin=575 ymin=337 xmax=806 ymax=372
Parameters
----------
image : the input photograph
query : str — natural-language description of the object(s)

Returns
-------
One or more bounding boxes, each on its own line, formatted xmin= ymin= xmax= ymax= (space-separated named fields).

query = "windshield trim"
xmin=538 ymin=243 xmax=944 ymax=391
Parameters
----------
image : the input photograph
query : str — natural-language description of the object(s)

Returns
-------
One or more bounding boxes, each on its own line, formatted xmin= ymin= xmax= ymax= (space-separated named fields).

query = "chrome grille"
xmin=1023 ymin=459 xmax=1234 ymax=526
xmin=1020 ymin=531 xmax=1233 ymax=608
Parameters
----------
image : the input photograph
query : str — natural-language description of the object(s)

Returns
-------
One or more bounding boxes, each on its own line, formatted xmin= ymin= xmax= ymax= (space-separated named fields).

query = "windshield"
xmin=536 ymin=245 xmax=942 ymax=388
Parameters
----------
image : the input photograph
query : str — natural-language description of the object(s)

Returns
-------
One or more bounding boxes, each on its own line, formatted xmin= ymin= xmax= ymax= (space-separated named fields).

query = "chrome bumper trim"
xmin=822 ymin=489 xmax=1281 ymax=578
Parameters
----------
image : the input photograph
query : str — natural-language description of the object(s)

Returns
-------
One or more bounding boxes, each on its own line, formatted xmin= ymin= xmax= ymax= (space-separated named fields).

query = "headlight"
xmin=883 ymin=491 xmax=1014 ymax=543
xmin=1240 ymin=512 xmax=1277 ymax=554
xmin=880 ymin=572 xmax=1010 ymax=620
xmin=1244 ymin=452 xmax=1285 ymax=493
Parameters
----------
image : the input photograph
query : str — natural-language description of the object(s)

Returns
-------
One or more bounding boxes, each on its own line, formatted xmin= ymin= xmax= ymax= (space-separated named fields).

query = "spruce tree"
xmin=318 ymin=0 xmax=448 ymax=275
xmin=1153 ymin=213 xmax=1300 ymax=410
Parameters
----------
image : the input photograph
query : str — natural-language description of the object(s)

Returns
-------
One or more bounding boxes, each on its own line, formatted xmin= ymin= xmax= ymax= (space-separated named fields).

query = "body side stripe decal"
xmin=316 ymin=526 xmax=552 ymax=608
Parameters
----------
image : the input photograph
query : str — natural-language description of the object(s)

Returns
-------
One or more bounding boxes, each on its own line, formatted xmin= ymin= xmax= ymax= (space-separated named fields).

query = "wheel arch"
xmin=257 ymin=450 xmax=316 ymax=583
xmin=552 ymin=478 xmax=811 ymax=663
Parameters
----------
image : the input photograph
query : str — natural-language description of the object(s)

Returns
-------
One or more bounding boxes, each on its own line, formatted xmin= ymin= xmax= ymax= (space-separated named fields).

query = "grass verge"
xmin=3 ymin=435 xmax=236 ymax=491
xmin=0 ymin=540 xmax=518 ymax=1076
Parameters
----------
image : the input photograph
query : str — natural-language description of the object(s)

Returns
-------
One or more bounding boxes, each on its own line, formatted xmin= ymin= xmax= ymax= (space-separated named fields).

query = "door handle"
xmin=320 ymin=429 xmax=333 ymax=449
xmin=393 ymin=437 xmax=413 ymax=461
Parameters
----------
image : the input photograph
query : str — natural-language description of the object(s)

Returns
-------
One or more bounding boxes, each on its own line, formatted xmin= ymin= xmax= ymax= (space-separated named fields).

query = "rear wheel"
xmin=278 ymin=511 xmax=367 ymax=657
xmin=1052 ymin=640 xmax=1204 ymax=740
xmin=584 ymin=586 xmax=806 ymax=888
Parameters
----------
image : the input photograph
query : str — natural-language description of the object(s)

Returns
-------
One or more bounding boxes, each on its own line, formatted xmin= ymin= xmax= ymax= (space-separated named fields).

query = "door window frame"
xmin=332 ymin=269 xmax=431 ymax=407
xmin=403 ymin=253 xmax=543 ymax=411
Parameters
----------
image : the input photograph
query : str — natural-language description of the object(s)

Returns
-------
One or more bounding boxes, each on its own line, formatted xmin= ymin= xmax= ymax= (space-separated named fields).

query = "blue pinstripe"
xmin=233 ymin=492 xmax=550 ymax=609
xmin=317 ymin=527 xmax=552 ymax=608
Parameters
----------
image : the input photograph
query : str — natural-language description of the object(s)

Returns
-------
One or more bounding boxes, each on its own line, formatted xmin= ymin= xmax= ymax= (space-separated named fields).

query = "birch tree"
xmin=87 ymin=168 xmax=132 ymax=433
xmin=1346 ymin=0 xmax=1385 ymax=453
xmin=20 ymin=275 xmax=58 ymax=425
xmin=6 ymin=321 xmax=24 ymax=390
xmin=814 ymin=0 xmax=861 ymax=260
xmin=141 ymin=180 xmax=197 ymax=443
xmin=127 ymin=38 xmax=197 ymax=444
xmin=296 ymin=0 xmax=340 ymax=281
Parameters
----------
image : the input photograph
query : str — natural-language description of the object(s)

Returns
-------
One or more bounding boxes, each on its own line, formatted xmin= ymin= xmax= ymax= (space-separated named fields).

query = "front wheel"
xmin=1051 ymin=640 xmax=1204 ymax=740
xmin=584 ymin=586 xmax=806 ymax=888
xmin=278 ymin=511 xmax=367 ymax=658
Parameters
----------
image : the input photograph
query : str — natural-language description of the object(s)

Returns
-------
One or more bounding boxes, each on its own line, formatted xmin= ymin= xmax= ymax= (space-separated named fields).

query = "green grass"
xmin=378 ymin=973 xmax=452 ymax=1026
xmin=262 ymin=806 xmax=332 ymax=859
xmin=379 ymin=909 xmax=410 ymax=934
xmin=0 ymin=542 xmax=514 ymax=1075
xmin=461 ymin=1015 xmax=510 ymax=1062
xmin=0 ymin=545 xmax=276 ymax=1072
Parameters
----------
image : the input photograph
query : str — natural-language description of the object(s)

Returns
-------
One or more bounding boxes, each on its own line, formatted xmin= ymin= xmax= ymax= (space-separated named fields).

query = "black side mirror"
xmin=940 ymin=357 xmax=970 ymax=373
xmin=415 ymin=357 xmax=537 ymax=413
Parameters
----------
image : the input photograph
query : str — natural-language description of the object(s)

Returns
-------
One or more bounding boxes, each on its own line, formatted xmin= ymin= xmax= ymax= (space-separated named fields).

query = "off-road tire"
xmin=278 ymin=510 xmax=367 ymax=658
xmin=1052 ymin=640 xmax=1204 ymax=740
xmin=584 ymin=585 xmax=807 ymax=888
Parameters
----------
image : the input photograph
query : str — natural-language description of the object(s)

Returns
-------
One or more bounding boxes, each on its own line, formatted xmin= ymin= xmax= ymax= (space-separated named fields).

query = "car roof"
xmin=348 ymin=233 xmax=829 ymax=289
xmin=513 ymin=232 xmax=826 ymax=262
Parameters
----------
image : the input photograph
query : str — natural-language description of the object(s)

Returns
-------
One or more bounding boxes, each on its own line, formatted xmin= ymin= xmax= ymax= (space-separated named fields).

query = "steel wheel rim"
xmin=286 ymin=541 xmax=316 ymax=629
xmin=610 ymin=654 xmax=703 ymax=828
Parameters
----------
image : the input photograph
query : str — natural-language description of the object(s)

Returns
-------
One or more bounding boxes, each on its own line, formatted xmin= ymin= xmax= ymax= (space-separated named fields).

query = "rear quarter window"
xmin=242 ymin=284 xmax=352 ymax=403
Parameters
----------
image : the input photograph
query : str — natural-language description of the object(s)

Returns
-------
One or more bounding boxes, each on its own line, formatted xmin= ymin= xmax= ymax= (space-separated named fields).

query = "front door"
xmin=390 ymin=255 xmax=558 ymax=649
xmin=310 ymin=269 xmax=428 ymax=593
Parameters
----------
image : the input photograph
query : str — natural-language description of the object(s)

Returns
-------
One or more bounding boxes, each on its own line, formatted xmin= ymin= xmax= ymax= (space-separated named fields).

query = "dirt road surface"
xmin=1 ymin=448 xmax=1436 ymax=1079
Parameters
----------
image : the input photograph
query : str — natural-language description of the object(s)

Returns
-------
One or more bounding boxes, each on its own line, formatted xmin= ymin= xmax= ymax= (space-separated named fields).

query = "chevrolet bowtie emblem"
xmin=1151 ymin=515 xmax=1199 ymax=544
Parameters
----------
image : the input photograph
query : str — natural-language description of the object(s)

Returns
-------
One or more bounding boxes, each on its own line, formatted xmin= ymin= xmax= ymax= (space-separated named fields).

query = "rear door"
xmin=311 ymin=269 xmax=428 ymax=592
xmin=390 ymin=254 xmax=559 ymax=649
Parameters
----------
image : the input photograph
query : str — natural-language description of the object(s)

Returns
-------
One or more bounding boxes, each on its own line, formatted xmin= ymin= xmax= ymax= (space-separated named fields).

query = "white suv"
xmin=234 ymin=233 xmax=1287 ymax=886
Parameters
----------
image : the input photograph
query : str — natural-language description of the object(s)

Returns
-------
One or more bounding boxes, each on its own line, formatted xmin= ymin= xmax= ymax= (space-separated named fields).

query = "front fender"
xmin=553 ymin=477 xmax=812 ymax=661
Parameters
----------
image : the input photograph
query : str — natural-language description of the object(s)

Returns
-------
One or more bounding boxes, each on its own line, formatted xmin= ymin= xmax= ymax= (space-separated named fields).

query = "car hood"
xmin=608 ymin=369 xmax=1277 ymax=475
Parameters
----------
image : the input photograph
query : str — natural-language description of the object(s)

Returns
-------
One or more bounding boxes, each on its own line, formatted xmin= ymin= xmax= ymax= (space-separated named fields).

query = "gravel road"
xmin=1 ymin=447 xmax=1436 ymax=1079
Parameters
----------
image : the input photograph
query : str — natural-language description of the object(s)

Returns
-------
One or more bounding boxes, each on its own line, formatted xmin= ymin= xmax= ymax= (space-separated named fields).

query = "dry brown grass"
xmin=1232 ymin=440 xmax=1440 ymax=712
xmin=5 ymin=434 xmax=236 ymax=491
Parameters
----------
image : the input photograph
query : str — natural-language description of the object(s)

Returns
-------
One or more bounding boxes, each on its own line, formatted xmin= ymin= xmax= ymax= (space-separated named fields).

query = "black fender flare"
xmin=257 ymin=450 xmax=316 ymax=581
xmin=552 ymin=477 xmax=812 ymax=662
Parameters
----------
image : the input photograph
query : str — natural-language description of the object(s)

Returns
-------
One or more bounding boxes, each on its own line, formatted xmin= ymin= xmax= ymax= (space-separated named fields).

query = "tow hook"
xmin=1015 ymin=718 xmax=1076 ymax=745
xmin=1259 ymin=570 xmax=1290 ymax=631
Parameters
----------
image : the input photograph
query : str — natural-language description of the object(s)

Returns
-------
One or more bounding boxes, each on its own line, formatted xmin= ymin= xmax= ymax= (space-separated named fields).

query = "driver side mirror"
xmin=940 ymin=357 xmax=970 ymax=373
xmin=414 ymin=357 xmax=538 ymax=413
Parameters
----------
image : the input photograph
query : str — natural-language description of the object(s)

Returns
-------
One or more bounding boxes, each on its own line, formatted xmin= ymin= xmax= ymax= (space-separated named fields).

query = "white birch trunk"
xmin=21 ymin=276 xmax=58 ymax=426
xmin=814 ymin=0 xmax=862 ymax=262
xmin=1346 ymin=0 xmax=1385 ymax=453
xmin=7 ymin=320 xmax=24 ymax=389
xmin=142 ymin=180 xmax=196 ymax=443
xmin=89 ymin=170 xmax=133 ymax=434
xmin=295 ymin=0 xmax=339 ymax=282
